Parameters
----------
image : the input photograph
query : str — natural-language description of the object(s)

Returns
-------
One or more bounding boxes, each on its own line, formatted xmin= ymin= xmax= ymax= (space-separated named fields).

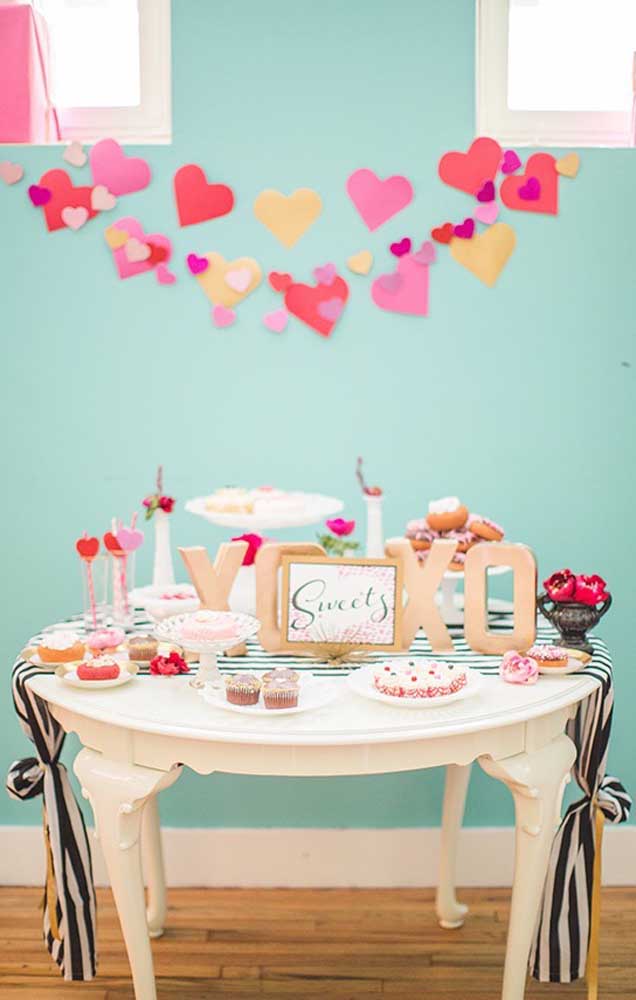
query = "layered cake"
xmin=204 ymin=486 xmax=306 ymax=517
xmin=373 ymin=659 xmax=467 ymax=699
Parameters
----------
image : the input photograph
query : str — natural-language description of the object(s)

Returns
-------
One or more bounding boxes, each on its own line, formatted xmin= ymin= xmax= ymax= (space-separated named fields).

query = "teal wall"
xmin=1 ymin=0 xmax=633 ymax=830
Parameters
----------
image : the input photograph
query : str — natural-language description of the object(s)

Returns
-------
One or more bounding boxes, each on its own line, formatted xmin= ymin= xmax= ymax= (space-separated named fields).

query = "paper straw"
xmin=86 ymin=561 xmax=97 ymax=628
xmin=120 ymin=554 xmax=129 ymax=614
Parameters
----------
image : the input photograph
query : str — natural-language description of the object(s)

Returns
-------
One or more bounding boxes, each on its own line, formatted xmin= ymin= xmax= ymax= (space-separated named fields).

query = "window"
xmin=477 ymin=0 xmax=636 ymax=147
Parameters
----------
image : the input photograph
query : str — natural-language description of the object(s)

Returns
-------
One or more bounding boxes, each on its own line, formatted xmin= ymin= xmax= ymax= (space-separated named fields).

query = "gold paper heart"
xmin=450 ymin=223 xmax=516 ymax=287
xmin=195 ymin=253 xmax=262 ymax=307
xmin=253 ymin=188 xmax=322 ymax=248
xmin=104 ymin=225 xmax=129 ymax=250
xmin=347 ymin=250 xmax=373 ymax=275
xmin=555 ymin=152 xmax=580 ymax=178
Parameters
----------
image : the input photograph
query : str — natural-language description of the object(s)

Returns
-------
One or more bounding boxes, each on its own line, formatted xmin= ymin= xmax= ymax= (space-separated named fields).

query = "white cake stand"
xmin=185 ymin=491 xmax=344 ymax=616
xmin=155 ymin=611 xmax=260 ymax=689
xmin=438 ymin=565 xmax=512 ymax=625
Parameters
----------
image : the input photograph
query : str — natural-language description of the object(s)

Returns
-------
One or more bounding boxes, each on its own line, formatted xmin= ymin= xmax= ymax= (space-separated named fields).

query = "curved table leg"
xmin=436 ymin=762 xmax=472 ymax=928
xmin=142 ymin=796 xmax=167 ymax=939
xmin=480 ymin=733 xmax=575 ymax=1000
xmin=74 ymin=749 xmax=181 ymax=1000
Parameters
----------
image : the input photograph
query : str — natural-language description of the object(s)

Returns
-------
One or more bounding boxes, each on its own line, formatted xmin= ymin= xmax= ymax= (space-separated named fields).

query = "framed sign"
xmin=280 ymin=555 xmax=403 ymax=654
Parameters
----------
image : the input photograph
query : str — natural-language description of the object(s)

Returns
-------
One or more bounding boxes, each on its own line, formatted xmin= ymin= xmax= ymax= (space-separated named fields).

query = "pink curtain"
xmin=0 ymin=3 xmax=60 ymax=142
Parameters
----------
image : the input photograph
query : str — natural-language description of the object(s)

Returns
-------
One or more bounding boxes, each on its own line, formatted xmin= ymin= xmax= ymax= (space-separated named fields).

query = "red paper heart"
xmin=500 ymin=153 xmax=558 ymax=215
xmin=431 ymin=223 xmax=454 ymax=245
xmin=76 ymin=536 xmax=99 ymax=560
xmin=269 ymin=271 xmax=293 ymax=292
xmin=146 ymin=242 xmax=169 ymax=265
xmin=38 ymin=169 xmax=99 ymax=232
xmin=103 ymin=531 xmax=124 ymax=554
xmin=173 ymin=164 xmax=235 ymax=227
xmin=438 ymin=137 xmax=502 ymax=195
xmin=283 ymin=275 xmax=349 ymax=338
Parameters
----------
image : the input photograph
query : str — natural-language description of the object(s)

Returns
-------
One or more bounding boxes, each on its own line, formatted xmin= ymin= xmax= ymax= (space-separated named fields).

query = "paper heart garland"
xmin=555 ymin=152 xmax=580 ymax=178
xmin=187 ymin=253 xmax=209 ymax=275
xmin=450 ymin=222 xmax=516 ymax=287
xmin=0 ymin=161 xmax=24 ymax=185
xmin=116 ymin=526 xmax=144 ymax=552
xmin=438 ymin=137 xmax=502 ymax=195
xmin=263 ymin=308 xmax=289 ymax=333
xmin=390 ymin=237 xmax=411 ymax=257
xmin=194 ymin=253 xmax=262 ymax=307
xmin=107 ymin=217 xmax=172 ymax=280
xmin=431 ymin=223 xmax=454 ymax=245
xmin=346 ymin=250 xmax=373 ymax=275
xmin=371 ymin=253 xmax=430 ymax=316
xmin=63 ymin=142 xmax=87 ymax=169
xmin=90 ymin=138 xmax=151 ymax=196
xmin=500 ymin=153 xmax=558 ymax=214
xmin=75 ymin=536 xmax=99 ymax=560
xmin=156 ymin=264 xmax=177 ymax=285
xmin=268 ymin=269 xmax=349 ymax=337
xmin=36 ymin=170 xmax=98 ymax=231
xmin=474 ymin=201 xmax=499 ymax=225
xmin=212 ymin=305 xmax=236 ymax=328
xmin=346 ymin=168 xmax=413 ymax=231
xmin=411 ymin=241 xmax=436 ymax=266
xmin=174 ymin=164 xmax=234 ymax=227
xmin=253 ymin=188 xmax=322 ymax=247
xmin=61 ymin=206 xmax=89 ymax=231
xmin=500 ymin=150 xmax=522 ymax=174
xmin=453 ymin=218 xmax=475 ymax=239
xmin=313 ymin=262 xmax=337 ymax=285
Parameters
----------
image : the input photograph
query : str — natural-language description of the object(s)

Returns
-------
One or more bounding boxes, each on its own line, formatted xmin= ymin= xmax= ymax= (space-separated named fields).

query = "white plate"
xmin=347 ymin=664 xmax=483 ymax=709
xmin=59 ymin=667 xmax=135 ymax=690
xmin=185 ymin=492 xmax=343 ymax=531
xmin=201 ymin=674 xmax=340 ymax=717
xmin=28 ymin=653 xmax=82 ymax=669
xmin=537 ymin=656 xmax=587 ymax=676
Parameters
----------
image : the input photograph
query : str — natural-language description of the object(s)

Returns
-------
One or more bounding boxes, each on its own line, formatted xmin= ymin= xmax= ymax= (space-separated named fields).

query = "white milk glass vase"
xmin=152 ymin=509 xmax=176 ymax=588
xmin=365 ymin=494 xmax=384 ymax=557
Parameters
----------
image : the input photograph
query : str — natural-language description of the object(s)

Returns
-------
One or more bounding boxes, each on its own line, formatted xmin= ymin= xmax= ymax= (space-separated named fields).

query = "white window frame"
xmin=41 ymin=0 xmax=171 ymax=145
xmin=476 ymin=0 xmax=634 ymax=148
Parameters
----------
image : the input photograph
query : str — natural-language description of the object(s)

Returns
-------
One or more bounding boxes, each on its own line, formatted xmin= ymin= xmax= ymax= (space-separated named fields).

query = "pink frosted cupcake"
xmin=225 ymin=673 xmax=261 ymax=706
xmin=262 ymin=677 xmax=299 ymax=710
xmin=86 ymin=627 xmax=125 ymax=656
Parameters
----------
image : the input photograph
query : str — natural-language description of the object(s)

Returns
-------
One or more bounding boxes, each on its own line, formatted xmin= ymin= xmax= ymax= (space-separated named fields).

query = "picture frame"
xmin=279 ymin=555 xmax=403 ymax=655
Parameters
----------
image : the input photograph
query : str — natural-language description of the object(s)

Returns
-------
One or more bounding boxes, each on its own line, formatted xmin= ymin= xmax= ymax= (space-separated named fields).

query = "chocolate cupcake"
xmin=261 ymin=666 xmax=300 ymax=684
xmin=127 ymin=635 xmax=159 ymax=662
xmin=225 ymin=673 xmax=261 ymax=706
xmin=262 ymin=677 xmax=299 ymax=710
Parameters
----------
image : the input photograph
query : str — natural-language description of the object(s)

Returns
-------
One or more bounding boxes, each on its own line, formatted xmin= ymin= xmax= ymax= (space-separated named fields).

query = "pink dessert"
xmin=180 ymin=612 xmax=240 ymax=644
xmin=77 ymin=656 xmax=121 ymax=681
xmin=373 ymin=660 xmax=467 ymax=699
xmin=86 ymin=627 xmax=125 ymax=654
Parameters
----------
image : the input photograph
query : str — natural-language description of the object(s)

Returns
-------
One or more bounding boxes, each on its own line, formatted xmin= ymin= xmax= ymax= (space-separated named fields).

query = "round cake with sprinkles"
xmin=373 ymin=659 xmax=467 ymax=699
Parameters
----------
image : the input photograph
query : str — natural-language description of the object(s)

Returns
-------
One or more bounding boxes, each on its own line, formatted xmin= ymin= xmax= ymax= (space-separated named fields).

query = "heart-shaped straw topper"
xmin=116 ymin=525 xmax=144 ymax=552
xmin=75 ymin=534 xmax=99 ymax=560
xmin=103 ymin=531 xmax=125 ymax=555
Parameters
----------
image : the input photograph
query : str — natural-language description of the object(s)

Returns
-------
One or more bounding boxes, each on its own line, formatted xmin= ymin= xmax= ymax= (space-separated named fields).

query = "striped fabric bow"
xmin=7 ymin=659 xmax=96 ymax=981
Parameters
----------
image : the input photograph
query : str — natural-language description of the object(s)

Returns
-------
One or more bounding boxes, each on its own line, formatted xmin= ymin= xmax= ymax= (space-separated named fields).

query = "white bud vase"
xmin=152 ymin=509 xmax=175 ymax=587
xmin=365 ymin=494 xmax=384 ymax=557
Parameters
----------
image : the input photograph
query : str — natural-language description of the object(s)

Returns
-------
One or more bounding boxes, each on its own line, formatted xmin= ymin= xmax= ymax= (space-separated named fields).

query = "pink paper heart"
xmin=91 ymin=184 xmax=117 ymax=211
xmin=453 ymin=218 xmax=475 ymax=239
xmin=519 ymin=176 xmax=541 ymax=201
xmin=89 ymin=138 xmax=151 ymax=196
xmin=501 ymin=150 xmax=522 ymax=174
xmin=187 ymin=253 xmax=209 ymax=275
xmin=110 ymin=217 xmax=172 ymax=280
xmin=156 ymin=264 xmax=177 ymax=285
xmin=346 ymin=168 xmax=414 ymax=231
xmin=225 ymin=267 xmax=251 ymax=293
xmin=390 ymin=237 xmax=411 ymax=257
xmin=410 ymin=241 xmax=436 ymax=266
xmin=125 ymin=237 xmax=151 ymax=262
xmin=263 ymin=308 xmax=289 ymax=333
xmin=61 ymin=206 xmax=89 ymax=230
xmin=371 ymin=255 xmax=429 ymax=316
xmin=212 ymin=305 xmax=236 ymax=328
xmin=28 ymin=184 xmax=51 ymax=207
xmin=63 ymin=141 xmax=87 ymax=168
xmin=0 ymin=161 xmax=24 ymax=185
xmin=476 ymin=180 xmax=495 ymax=202
xmin=317 ymin=297 xmax=344 ymax=321
xmin=474 ymin=201 xmax=500 ymax=225
xmin=116 ymin=526 xmax=144 ymax=552
xmin=313 ymin=262 xmax=337 ymax=286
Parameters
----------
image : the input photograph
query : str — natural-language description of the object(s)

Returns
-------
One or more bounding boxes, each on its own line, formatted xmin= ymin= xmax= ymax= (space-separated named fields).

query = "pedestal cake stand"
xmin=155 ymin=611 xmax=260 ymax=689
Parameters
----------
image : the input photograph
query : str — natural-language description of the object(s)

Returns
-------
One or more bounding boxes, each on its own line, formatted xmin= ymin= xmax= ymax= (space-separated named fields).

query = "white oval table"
xmin=27 ymin=669 xmax=599 ymax=1000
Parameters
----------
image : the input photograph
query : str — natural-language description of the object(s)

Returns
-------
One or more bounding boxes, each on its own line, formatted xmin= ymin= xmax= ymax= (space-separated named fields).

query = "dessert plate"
xmin=537 ymin=657 xmax=587 ymax=677
xmin=201 ymin=674 xmax=340 ymax=717
xmin=347 ymin=665 xmax=484 ymax=709
xmin=28 ymin=653 xmax=82 ymax=669
xmin=58 ymin=666 xmax=136 ymax=690
xmin=185 ymin=492 xmax=343 ymax=531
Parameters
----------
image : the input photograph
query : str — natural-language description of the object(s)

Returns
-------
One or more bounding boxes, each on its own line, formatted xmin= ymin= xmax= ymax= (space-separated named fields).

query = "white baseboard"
xmin=2 ymin=825 xmax=634 ymax=888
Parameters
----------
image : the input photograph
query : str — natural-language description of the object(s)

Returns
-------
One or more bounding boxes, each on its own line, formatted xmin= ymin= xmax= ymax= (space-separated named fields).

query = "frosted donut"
xmin=447 ymin=552 xmax=466 ymax=572
xmin=38 ymin=631 xmax=85 ymax=664
xmin=525 ymin=645 xmax=569 ymax=669
xmin=467 ymin=515 xmax=505 ymax=542
xmin=447 ymin=529 xmax=477 ymax=553
xmin=426 ymin=497 xmax=468 ymax=532
xmin=77 ymin=656 xmax=121 ymax=681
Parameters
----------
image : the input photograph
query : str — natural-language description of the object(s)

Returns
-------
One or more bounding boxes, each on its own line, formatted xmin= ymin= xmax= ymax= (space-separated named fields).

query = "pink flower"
xmin=158 ymin=495 xmax=175 ymax=513
xmin=149 ymin=651 xmax=190 ymax=676
xmin=232 ymin=532 xmax=265 ymax=566
xmin=500 ymin=651 xmax=539 ymax=685
xmin=326 ymin=517 xmax=355 ymax=537
xmin=142 ymin=496 xmax=153 ymax=508
xmin=543 ymin=568 xmax=576 ymax=602
xmin=573 ymin=574 xmax=609 ymax=606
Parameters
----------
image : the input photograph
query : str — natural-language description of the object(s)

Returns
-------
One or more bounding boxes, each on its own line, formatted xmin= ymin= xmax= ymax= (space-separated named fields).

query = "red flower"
xmin=159 ymin=495 xmax=175 ymax=513
xmin=543 ymin=568 xmax=576 ymax=602
xmin=231 ymin=533 xmax=265 ymax=566
xmin=149 ymin=651 xmax=190 ymax=676
xmin=326 ymin=517 xmax=355 ymax=537
xmin=574 ymin=574 xmax=609 ymax=606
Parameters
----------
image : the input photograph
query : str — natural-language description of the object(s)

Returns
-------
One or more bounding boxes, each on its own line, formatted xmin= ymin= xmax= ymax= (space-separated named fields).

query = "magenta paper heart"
xmin=476 ymin=180 xmax=495 ymax=203
xmin=519 ymin=177 xmax=541 ymax=201
xmin=28 ymin=184 xmax=51 ymax=207
xmin=90 ymin=138 xmax=151 ymax=196
xmin=474 ymin=201 xmax=499 ymax=225
xmin=501 ymin=150 xmax=522 ymax=174
xmin=317 ymin=297 xmax=344 ymax=322
xmin=116 ymin=526 xmax=144 ymax=552
xmin=410 ymin=241 xmax=436 ymax=266
xmin=61 ymin=206 xmax=89 ymax=230
xmin=371 ymin=255 xmax=429 ymax=316
xmin=390 ymin=237 xmax=411 ymax=257
xmin=346 ymin=168 xmax=414 ymax=231
xmin=313 ymin=262 xmax=337 ymax=286
xmin=263 ymin=308 xmax=289 ymax=333
xmin=453 ymin=218 xmax=475 ymax=239
xmin=187 ymin=253 xmax=209 ymax=275
xmin=110 ymin=217 xmax=171 ymax=280
xmin=212 ymin=305 xmax=236 ymax=328
xmin=156 ymin=264 xmax=177 ymax=285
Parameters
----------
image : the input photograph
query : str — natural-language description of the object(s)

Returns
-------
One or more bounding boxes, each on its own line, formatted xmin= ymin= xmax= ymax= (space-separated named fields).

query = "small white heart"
xmin=63 ymin=141 xmax=87 ymax=168
xmin=225 ymin=267 xmax=251 ymax=293
xmin=91 ymin=184 xmax=117 ymax=211
xmin=61 ymin=205 xmax=89 ymax=230
xmin=124 ymin=237 xmax=151 ymax=263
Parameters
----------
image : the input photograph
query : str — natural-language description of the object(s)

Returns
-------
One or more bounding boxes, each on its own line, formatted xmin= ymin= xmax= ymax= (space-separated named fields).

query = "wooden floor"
xmin=0 ymin=887 xmax=634 ymax=999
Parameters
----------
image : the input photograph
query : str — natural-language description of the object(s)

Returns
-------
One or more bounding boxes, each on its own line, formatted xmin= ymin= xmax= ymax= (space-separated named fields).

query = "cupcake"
xmin=261 ymin=666 xmax=300 ymax=684
xmin=225 ymin=673 xmax=261 ymax=706
xmin=86 ymin=627 xmax=125 ymax=656
xmin=262 ymin=676 xmax=299 ymax=710
xmin=127 ymin=635 xmax=159 ymax=662
xmin=38 ymin=630 xmax=85 ymax=664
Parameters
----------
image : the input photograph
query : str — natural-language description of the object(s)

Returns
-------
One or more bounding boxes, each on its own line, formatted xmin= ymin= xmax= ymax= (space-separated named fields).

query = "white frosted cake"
xmin=204 ymin=486 xmax=306 ymax=517
xmin=373 ymin=659 xmax=467 ymax=699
